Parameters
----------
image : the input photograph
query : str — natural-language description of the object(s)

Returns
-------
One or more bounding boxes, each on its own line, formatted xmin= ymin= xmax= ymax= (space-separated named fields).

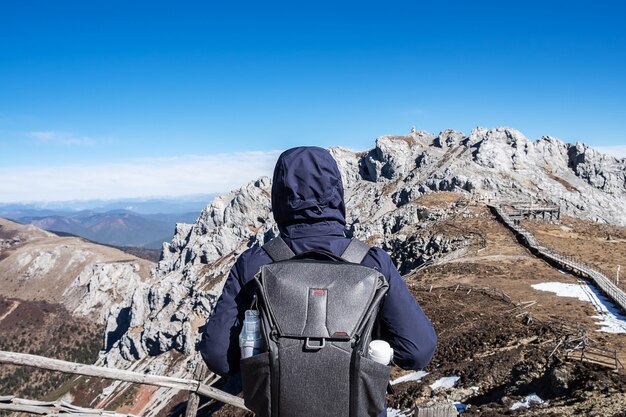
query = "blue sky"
xmin=1 ymin=1 xmax=625 ymax=202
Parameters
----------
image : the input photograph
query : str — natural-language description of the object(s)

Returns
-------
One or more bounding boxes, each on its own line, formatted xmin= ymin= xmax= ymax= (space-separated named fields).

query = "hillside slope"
xmin=0 ymin=296 xmax=103 ymax=400
xmin=0 ymin=218 xmax=157 ymax=403
xmin=0 ymin=218 xmax=154 ymax=321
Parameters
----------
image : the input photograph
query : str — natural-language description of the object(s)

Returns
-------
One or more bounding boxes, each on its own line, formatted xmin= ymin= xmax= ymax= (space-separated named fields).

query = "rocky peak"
xmin=433 ymin=129 xmax=464 ymax=148
xmin=469 ymin=127 xmax=531 ymax=171
xmin=361 ymin=132 xmax=438 ymax=181
xmin=567 ymin=141 xmax=626 ymax=193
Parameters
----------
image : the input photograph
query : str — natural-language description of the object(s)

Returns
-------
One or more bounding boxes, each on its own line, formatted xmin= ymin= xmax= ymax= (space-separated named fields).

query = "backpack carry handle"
xmin=291 ymin=249 xmax=347 ymax=263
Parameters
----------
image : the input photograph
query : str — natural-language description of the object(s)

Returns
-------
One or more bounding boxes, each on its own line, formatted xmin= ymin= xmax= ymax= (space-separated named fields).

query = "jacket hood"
xmin=271 ymin=146 xmax=346 ymax=231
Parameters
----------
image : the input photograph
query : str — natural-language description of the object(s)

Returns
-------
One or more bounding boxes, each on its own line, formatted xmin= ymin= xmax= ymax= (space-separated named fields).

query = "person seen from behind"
xmin=200 ymin=146 xmax=437 ymax=416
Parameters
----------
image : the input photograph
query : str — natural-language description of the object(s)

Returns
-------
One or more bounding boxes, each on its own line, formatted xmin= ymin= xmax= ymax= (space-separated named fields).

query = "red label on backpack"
xmin=311 ymin=288 xmax=326 ymax=297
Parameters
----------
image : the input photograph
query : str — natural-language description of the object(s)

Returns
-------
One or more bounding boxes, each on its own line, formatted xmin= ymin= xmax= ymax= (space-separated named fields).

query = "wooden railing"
xmin=567 ymin=344 xmax=624 ymax=370
xmin=0 ymin=395 xmax=138 ymax=416
xmin=0 ymin=350 xmax=248 ymax=415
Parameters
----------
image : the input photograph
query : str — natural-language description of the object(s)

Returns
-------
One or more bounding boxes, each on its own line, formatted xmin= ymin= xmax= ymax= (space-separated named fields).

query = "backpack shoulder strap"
xmin=262 ymin=236 xmax=296 ymax=262
xmin=340 ymin=238 xmax=370 ymax=264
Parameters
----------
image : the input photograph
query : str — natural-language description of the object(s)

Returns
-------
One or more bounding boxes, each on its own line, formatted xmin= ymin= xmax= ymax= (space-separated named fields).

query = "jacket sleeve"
xmin=366 ymin=248 xmax=437 ymax=370
xmin=199 ymin=257 xmax=247 ymax=376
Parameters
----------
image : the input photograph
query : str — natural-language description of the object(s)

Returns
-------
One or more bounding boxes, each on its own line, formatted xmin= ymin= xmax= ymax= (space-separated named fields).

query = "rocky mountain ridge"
xmin=84 ymin=126 xmax=626 ymax=415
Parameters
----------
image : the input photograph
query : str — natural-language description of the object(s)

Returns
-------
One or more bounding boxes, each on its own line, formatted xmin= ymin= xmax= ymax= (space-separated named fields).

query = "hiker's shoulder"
xmin=239 ymin=242 xmax=265 ymax=258
xmin=232 ymin=242 xmax=273 ymax=274
xmin=362 ymin=245 xmax=395 ymax=270
xmin=361 ymin=243 xmax=391 ymax=260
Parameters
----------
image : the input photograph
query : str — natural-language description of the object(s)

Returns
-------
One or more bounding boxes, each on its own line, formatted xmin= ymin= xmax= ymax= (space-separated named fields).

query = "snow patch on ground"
xmin=430 ymin=375 xmax=460 ymax=390
xmin=391 ymin=370 xmax=429 ymax=385
xmin=532 ymin=281 xmax=626 ymax=333
xmin=510 ymin=393 xmax=546 ymax=410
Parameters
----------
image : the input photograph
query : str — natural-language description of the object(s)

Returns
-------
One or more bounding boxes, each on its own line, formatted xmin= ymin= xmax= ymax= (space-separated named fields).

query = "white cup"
xmin=368 ymin=340 xmax=393 ymax=365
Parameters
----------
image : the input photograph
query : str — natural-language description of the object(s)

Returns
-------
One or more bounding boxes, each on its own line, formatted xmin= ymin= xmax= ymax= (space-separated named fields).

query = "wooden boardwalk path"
xmin=490 ymin=205 xmax=626 ymax=313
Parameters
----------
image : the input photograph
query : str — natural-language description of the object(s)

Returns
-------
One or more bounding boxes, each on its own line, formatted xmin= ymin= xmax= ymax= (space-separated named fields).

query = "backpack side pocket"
xmin=241 ymin=352 xmax=271 ymax=417
xmin=354 ymin=356 xmax=392 ymax=417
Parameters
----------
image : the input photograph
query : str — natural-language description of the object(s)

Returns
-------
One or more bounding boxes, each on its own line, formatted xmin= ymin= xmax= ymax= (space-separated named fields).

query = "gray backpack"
xmin=240 ymin=237 xmax=391 ymax=417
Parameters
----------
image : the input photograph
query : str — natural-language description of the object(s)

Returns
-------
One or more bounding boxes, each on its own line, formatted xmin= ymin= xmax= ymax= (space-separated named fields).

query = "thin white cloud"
xmin=29 ymin=131 xmax=56 ymax=140
xmin=29 ymin=131 xmax=96 ymax=146
xmin=0 ymin=151 xmax=281 ymax=203
xmin=595 ymin=145 xmax=626 ymax=159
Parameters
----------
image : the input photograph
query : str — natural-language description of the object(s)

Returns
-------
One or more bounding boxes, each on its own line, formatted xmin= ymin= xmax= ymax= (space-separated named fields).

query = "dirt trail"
xmin=0 ymin=299 xmax=20 ymax=323
xmin=117 ymin=385 xmax=157 ymax=415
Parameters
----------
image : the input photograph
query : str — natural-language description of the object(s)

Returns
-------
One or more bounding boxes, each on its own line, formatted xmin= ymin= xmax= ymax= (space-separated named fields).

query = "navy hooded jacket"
xmin=200 ymin=146 xmax=437 ymax=382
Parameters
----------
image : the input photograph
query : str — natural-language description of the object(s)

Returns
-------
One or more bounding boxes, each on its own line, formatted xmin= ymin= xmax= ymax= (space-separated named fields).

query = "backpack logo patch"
xmin=311 ymin=288 xmax=327 ymax=297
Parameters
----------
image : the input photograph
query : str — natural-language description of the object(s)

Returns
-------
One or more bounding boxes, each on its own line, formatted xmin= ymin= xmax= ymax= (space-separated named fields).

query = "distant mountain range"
xmin=0 ymin=194 xmax=216 ymax=216
xmin=3 ymin=209 xmax=200 ymax=249
xmin=0 ymin=196 xmax=213 ymax=249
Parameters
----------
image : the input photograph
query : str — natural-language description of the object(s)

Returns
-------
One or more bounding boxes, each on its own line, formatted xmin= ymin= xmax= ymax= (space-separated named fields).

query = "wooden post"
xmin=185 ymin=359 xmax=210 ymax=417
xmin=415 ymin=403 xmax=458 ymax=417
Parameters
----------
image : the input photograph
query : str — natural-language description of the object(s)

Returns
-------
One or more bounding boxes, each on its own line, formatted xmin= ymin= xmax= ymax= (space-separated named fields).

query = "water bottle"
xmin=239 ymin=310 xmax=264 ymax=359
xmin=368 ymin=340 xmax=393 ymax=365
